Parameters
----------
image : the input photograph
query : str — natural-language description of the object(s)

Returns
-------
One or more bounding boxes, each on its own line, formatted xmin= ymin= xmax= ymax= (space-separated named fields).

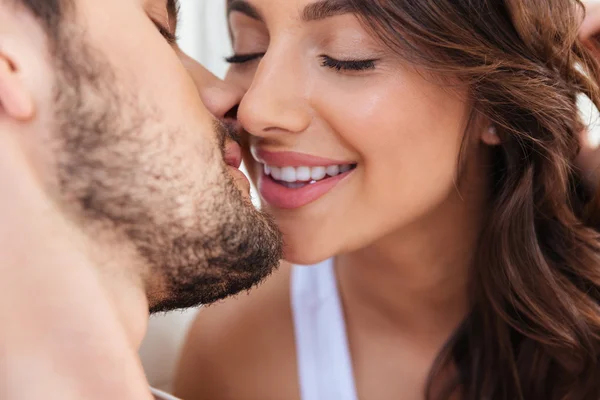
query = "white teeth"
xmin=326 ymin=165 xmax=340 ymax=177
xmin=281 ymin=166 xmax=297 ymax=183
xmin=296 ymin=166 xmax=311 ymax=181
xmin=263 ymin=163 xmax=354 ymax=183
xmin=270 ymin=166 xmax=282 ymax=181
xmin=311 ymin=166 xmax=327 ymax=181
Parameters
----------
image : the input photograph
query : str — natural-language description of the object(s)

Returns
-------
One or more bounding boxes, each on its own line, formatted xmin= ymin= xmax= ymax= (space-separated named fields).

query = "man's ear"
xmin=0 ymin=50 xmax=35 ymax=122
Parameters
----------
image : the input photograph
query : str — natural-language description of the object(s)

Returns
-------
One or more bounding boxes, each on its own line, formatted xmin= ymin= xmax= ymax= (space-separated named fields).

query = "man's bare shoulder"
xmin=174 ymin=262 xmax=300 ymax=400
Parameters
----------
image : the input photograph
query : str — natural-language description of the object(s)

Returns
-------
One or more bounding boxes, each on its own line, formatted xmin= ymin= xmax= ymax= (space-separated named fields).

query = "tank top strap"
xmin=291 ymin=259 xmax=359 ymax=400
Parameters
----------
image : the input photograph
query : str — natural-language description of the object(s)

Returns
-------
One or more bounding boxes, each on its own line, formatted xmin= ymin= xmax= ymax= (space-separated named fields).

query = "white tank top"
xmin=150 ymin=387 xmax=180 ymax=400
xmin=291 ymin=259 xmax=359 ymax=400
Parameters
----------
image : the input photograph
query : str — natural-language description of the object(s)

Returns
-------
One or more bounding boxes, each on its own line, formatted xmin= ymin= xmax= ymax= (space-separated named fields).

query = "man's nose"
xmin=180 ymin=51 xmax=244 ymax=120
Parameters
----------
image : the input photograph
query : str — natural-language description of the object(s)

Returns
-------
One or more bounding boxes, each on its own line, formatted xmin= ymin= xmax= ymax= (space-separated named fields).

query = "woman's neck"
xmin=336 ymin=183 xmax=488 ymax=343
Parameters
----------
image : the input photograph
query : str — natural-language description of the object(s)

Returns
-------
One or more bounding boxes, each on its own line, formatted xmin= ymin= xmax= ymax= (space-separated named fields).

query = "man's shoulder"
xmin=151 ymin=387 xmax=181 ymax=400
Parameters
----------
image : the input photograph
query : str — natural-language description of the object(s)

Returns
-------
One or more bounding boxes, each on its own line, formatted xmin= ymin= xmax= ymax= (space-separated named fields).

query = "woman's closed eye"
xmin=319 ymin=55 xmax=378 ymax=72
xmin=225 ymin=53 xmax=378 ymax=73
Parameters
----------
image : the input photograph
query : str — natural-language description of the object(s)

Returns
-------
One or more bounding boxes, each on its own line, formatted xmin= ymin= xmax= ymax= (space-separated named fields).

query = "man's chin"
xmin=148 ymin=268 xmax=276 ymax=314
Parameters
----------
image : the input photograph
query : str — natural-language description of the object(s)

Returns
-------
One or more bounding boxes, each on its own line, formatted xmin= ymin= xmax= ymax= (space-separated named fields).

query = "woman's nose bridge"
xmin=239 ymin=46 xmax=312 ymax=134
xmin=253 ymin=45 xmax=305 ymax=100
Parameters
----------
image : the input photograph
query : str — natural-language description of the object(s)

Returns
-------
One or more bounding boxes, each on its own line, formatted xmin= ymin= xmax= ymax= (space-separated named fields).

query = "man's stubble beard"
xmin=48 ymin=32 xmax=283 ymax=313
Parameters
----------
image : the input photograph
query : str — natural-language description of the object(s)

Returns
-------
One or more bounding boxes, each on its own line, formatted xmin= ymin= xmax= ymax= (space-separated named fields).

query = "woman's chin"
xmin=282 ymin=240 xmax=336 ymax=266
xmin=263 ymin=206 xmax=348 ymax=265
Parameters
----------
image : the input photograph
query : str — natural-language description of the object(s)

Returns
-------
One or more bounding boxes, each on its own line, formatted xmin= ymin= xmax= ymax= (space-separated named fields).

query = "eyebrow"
xmin=227 ymin=0 xmax=263 ymax=22
xmin=301 ymin=0 xmax=356 ymax=22
xmin=227 ymin=0 xmax=355 ymax=23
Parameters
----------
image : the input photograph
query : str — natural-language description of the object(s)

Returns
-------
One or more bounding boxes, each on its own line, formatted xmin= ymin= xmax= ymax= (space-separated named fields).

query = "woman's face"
xmin=226 ymin=0 xmax=495 ymax=265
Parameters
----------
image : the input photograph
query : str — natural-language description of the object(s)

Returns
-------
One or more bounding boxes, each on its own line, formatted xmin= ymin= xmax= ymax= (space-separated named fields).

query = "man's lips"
xmin=223 ymin=139 xmax=251 ymax=199
xmin=224 ymin=140 xmax=242 ymax=168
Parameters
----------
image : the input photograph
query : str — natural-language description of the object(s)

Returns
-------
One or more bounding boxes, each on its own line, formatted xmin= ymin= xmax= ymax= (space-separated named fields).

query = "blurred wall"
xmin=177 ymin=0 xmax=231 ymax=78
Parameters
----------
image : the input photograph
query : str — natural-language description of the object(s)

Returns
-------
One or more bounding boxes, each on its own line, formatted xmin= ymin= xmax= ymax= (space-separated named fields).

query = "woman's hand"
xmin=581 ymin=1 xmax=600 ymax=42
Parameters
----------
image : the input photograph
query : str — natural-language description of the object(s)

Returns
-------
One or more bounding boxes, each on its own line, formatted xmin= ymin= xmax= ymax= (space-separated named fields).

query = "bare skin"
xmin=175 ymin=261 xmax=467 ymax=400
xmin=175 ymin=1 xmax=600 ymax=400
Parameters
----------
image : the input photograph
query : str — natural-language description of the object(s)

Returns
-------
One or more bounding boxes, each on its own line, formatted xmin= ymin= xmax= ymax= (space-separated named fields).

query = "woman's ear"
xmin=481 ymin=124 xmax=501 ymax=146
xmin=0 ymin=51 xmax=35 ymax=122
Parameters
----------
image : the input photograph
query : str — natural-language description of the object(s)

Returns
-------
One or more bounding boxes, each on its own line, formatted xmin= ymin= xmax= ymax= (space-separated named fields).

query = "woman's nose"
xmin=237 ymin=52 xmax=311 ymax=139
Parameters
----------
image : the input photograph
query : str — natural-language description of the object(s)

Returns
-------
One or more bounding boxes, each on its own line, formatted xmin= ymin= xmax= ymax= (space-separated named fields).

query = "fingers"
xmin=580 ymin=1 xmax=600 ymax=41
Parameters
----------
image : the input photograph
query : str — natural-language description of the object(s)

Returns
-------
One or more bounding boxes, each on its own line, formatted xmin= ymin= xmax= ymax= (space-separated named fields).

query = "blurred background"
xmin=176 ymin=1 xmax=230 ymax=79
xmin=139 ymin=0 xmax=600 ymax=393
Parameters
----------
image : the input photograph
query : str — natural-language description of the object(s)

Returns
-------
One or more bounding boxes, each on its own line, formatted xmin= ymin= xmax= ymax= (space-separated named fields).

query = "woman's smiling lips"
xmin=252 ymin=149 xmax=357 ymax=209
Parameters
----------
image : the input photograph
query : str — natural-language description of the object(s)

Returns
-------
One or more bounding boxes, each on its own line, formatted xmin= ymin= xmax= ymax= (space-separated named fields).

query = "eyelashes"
xmin=225 ymin=53 xmax=378 ymax=72
xmin=224 ymin=53 xmax=265 ymax=64
xmin=319 ymin=55 xmax=378 ymax=72
xmin=152 ymin=20 xmax=178 ymax=44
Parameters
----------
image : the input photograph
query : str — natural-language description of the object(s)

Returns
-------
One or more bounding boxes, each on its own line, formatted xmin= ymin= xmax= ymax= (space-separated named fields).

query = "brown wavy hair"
xmin=346 ymin=0 xmax=600 ymax=398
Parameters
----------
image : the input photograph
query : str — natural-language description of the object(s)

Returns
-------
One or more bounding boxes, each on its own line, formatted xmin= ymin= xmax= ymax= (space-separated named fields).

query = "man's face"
xmin=8 ymin=0 xmax=282 ymax=311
